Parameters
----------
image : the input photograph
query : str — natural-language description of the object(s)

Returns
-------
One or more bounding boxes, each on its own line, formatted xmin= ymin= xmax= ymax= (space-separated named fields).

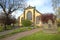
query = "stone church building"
xmin=18 ymin=6 xmax=56 ymax=27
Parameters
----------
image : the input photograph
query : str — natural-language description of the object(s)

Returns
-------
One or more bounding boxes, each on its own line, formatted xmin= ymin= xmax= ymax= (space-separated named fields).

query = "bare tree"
xmin=0 ymin=0 xmax=27 ymax=29
xmin=52 ymin=0 xmax=60 ymax=26
xmin=52 ymin=0 xmax=60 ymax=15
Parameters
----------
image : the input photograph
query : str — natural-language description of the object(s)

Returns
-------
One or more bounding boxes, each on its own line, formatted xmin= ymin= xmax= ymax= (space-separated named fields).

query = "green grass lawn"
xmin=18 ymin=27 xmax=60 ymax=40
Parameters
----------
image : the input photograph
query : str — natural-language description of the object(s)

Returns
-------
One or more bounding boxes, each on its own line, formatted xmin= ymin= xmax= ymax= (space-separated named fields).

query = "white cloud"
xmin=27 ymin=0 xmax=54 ymax=13
xmin=27 ymin=0 xmax=47 ymax=6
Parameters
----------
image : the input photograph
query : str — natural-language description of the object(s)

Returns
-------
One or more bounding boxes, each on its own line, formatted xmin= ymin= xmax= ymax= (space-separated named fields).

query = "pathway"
xmin=1 ymin=28 xmax=42 ymax=40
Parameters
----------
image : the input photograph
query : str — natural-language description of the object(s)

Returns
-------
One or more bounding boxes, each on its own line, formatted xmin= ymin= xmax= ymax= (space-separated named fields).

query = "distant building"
xmin=18 ymin=6 xmax=56 ymax=27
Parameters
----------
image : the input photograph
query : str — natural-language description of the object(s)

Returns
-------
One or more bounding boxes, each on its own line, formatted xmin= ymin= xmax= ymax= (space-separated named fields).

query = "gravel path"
xmin=1 ymin=28 xmax=42 ymax=40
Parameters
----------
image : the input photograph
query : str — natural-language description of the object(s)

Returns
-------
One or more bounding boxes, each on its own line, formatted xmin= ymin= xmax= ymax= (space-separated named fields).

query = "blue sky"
xmin=12 ymin=0 xmax=54 ymax=18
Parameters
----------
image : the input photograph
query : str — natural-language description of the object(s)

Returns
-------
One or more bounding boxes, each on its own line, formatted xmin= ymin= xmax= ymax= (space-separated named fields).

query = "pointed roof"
xmin=24 ymin=5 xmax=35 ymax=10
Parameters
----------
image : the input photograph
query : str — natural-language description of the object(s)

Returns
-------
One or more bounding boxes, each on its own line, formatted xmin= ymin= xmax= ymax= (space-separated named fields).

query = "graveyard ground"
xmin=18 ymin=27 xmax=60 ymax=40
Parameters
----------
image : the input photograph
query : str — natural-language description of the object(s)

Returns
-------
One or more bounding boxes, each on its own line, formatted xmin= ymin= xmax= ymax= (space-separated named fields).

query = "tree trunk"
xmin=4 ymin=14 xmax=9 ymax=30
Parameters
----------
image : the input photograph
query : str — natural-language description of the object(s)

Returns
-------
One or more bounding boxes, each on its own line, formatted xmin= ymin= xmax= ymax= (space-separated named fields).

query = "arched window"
xmin=27 ymin=11 xmax=32 ymax=20
xmin=36 ymin=16 xmax=40 ymax=24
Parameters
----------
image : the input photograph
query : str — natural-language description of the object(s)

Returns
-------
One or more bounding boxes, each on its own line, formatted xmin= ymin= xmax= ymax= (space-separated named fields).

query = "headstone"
xmin=43 ymin=20 xmax=57 ymax=33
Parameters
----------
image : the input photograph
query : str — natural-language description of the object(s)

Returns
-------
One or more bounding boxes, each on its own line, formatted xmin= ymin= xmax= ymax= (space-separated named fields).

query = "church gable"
xmin=24 ymin=8 xmax=34 ymax=20
xmin=24 ymin=6 xmax=35 ymax=21
xmin=19 ymin=6 xmax=42 ymax=26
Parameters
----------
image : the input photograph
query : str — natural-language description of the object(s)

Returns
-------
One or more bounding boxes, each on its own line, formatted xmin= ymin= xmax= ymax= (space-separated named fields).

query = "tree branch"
xmin=10 ymin=8 xmax=19 ymax=14
xmin=8 ymin=5 xmax=14 ymax=14
xmin=0 ymin=3 xmax=6 ymax=13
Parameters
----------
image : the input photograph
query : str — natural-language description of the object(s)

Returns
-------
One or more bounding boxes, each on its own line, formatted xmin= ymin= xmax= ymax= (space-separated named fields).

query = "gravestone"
xmin=43 ymin=20 xmax=57 ymax=33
